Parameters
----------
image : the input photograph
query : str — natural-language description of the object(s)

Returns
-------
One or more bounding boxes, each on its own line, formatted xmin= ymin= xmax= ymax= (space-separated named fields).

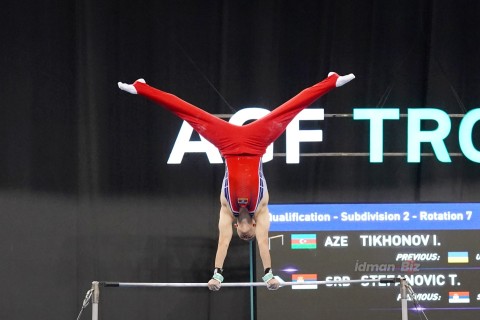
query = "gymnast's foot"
xmin=328 ymin=72 xmax=355 ymax=87
xmin=117 ymin=78 xmax=146 ymax=94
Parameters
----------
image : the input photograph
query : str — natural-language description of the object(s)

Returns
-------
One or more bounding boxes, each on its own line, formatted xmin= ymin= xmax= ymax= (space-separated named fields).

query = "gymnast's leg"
xmin=118 ymin=79 xmax=236 ymax=151
xmin=244 ymin=72 xmax=354 ymax=146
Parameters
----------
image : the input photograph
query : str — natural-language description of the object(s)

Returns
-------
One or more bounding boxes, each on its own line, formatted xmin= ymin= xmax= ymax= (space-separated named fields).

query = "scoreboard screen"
xmin=255 ymin=203 xmax=480 ymax=320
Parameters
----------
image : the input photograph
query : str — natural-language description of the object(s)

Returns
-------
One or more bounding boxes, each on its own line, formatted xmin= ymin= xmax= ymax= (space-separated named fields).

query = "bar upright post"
xmin=400 ymin=278 xmax=408 ymax=320
xmin=92 ymin=281 xmax=100 ymax=320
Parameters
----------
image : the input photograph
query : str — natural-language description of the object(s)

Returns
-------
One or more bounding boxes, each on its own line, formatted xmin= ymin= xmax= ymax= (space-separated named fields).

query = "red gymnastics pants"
xmin=132 ymin=74 xmax=339 ymax=214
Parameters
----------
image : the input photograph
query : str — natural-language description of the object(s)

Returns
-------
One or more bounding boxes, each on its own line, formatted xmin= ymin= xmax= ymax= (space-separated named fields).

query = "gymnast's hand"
xmin=208 ymin=268 xmax=224 ymax=291
xmin=266 ymin=277 xmax=280 ymax=290
xmin=262 ymin=269 xmax=280 ymax=290
xmin=208 ymin=278 xmax=222 ymax=291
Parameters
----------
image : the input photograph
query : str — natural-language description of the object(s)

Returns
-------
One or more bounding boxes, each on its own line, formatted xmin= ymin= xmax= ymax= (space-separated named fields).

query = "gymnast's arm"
xmin=255 ymin=206 xmax=280 ymax=290
xmin=208 ymin=203 xmax=234 ymax=291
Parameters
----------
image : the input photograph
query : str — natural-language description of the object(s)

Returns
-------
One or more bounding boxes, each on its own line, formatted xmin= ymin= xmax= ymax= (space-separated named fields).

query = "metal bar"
xmin=100 ymin=278 xmax=388 ymax=288
xmin=92 ymin=282 xmax=99 ymax=320
xmin=400 ymin=278 xmax=409 ymax=320
xmin=91 ymin=278 xmax=403 ymax=319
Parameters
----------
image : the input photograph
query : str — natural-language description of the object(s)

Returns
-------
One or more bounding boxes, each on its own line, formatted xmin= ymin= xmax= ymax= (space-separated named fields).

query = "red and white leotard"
xmin=133 ymin=74 xmax=339 ymax=215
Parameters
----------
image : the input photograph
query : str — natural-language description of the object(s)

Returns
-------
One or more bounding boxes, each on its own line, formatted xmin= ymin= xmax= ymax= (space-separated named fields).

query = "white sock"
xmin=117 ymin=79 xmax=146 ymax=94
xmin=328 ymin=72 xmax=355 ymax=87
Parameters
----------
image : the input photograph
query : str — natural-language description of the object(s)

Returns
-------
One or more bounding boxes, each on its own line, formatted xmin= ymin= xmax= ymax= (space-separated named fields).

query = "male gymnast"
xmin=118 ymin=72 xmax=355 ymax=291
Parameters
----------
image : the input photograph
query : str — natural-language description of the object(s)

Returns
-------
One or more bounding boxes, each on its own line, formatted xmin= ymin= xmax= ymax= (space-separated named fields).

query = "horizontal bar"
xmin=100 ymin=278 xmax=398 ymax=288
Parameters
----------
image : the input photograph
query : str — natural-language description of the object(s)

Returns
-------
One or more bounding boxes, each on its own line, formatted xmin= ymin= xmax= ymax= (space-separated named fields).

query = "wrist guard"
xmin=212 ymin=268 xmax=224 ymax=283
xmin=262 ymin=268 xmax=274 ymax=282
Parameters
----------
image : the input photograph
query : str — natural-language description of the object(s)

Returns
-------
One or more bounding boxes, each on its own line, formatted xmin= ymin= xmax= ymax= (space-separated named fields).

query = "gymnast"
xmin=118 ymin=72 xmax=355 ymax=291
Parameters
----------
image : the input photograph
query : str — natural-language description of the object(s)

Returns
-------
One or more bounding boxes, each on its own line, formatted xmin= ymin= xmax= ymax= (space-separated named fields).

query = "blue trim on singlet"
xmin=257 ymin=162 xmax=265 ymax=211
xmin=223 ymin=165 xmax=231 ymax=207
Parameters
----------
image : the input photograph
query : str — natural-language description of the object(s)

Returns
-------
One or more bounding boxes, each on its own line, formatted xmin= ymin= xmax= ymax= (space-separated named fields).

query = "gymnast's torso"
xmin=221 ymin=156 xmax=268 ymax=216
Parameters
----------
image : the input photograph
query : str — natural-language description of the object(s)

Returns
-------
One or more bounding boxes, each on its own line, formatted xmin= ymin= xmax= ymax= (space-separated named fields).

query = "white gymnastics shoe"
xmin=328 ymin=72 xmax=355 ymax=87
xmin=117 ymin=78 xmax=146 ymax=94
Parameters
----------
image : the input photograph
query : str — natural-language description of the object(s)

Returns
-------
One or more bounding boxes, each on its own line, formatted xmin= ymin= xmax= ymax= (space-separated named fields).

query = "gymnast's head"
xmin=235 ymin=208 xmax=256 ymax=241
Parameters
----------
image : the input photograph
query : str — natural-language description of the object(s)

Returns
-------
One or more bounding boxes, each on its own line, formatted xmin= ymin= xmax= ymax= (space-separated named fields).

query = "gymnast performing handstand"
xmin=118 ymin=72 xmax=355 ymax=291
